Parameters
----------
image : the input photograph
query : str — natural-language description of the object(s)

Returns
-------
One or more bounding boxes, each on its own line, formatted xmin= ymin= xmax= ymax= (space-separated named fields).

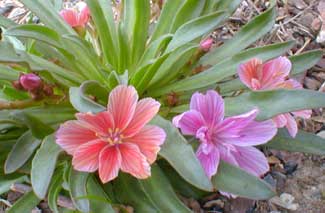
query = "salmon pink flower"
xmin=60 ymin=2 xmax=90 ymax=28
xmin=56 ymin=85 xmax=166 ymax=183
xmin=173 ymin=90 xmax=277 ymax=179
xmin=238 ymin=57 xmax=312 ymax=137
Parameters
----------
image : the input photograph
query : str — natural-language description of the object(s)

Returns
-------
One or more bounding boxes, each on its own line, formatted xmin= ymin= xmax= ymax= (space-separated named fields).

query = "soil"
xmin=0 ymin=0 xmax=324 ymax=212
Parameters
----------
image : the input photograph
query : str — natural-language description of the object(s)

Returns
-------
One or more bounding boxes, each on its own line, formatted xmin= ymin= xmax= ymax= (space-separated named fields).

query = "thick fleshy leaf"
xmin=0 ymin=15 xmax=17 ymax=28
xmin=139 ymin=164 xmax=192 ymax=212
xmin=69 ymin=169 xmax=90 ymax=212
xmin=5 ymin=131 xmax=41 ymax=174
xmin=0 ymin=174 xmax=28 ymax=195
xmin=31 ymin=134 xmax=62 ymax=199
xmin=200 ymin=5 xmax=276 ymax=66
xmin=7 ymin=191 xmax=41 ymax=213
xmin=48 ymin=168 xmax=64 ymax=213
xmin=0 ymin=64 xmax=20 ymax=81
xmin=224 ymin=89 xmax=325 ymax=120
xmin=150 ymin=116 xmax=213 ymax=191
xmin=150 ymin=0 xmax=185 ymax=41
xmin=290 ymin=50 xmax=323 ymax=75
xmin=69 ymin=81 xmax=106 ymax=114
xmin=170 ymin=0 xmax=206 ymax=33
xmin=150 ymin=41 xmax=294 ymax=96
xmin=123 ymin=0 xmax=150 ymax=65
xmin=166 ymin=11 xmax=227 ymax=52
xmin=20 ymin=0 xmax=75 ymax=34
xmin=212 ymin=161 xmax=275 ymax=200
xmin=86 ymin=0 xmax=118 ymax=67
xmin=87 ymin=175 xmax=115 ymax=213
xmin=265 ymin=129 xmax=325 ymax=155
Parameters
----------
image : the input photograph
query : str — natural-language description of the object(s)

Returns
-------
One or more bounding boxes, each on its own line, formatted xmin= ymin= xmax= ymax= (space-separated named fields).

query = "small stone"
xmin=264 ymin=174 xmax=277 ymax=189
xmin=284 ymin=161 xmax=298 ymax=175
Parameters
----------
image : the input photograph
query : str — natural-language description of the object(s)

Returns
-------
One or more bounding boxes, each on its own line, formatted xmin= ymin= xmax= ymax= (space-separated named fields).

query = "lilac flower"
xmin=173 ymin=90 xmax=277 ymax=179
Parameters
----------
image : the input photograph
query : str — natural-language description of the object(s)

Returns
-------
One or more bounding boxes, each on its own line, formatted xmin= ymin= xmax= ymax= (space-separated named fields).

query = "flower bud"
xmin=12 ymin=80 xmax=24 ymax=90
xmin=200 ymin=38 xmax=214 ymax=52
xmin=43 ymin=84 xmax=54 ymax=96
xmin=19 ymin=73 xmax=42 ymax=91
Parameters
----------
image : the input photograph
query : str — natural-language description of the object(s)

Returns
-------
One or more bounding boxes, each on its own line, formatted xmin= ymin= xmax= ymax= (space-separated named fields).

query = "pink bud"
xmin=60 ymin=2 xmax=90 ymax=28
xmin=200 ymin=38 xmax=214 ymax=51
xmin=19 ymin=73 xmax=42 ymax=91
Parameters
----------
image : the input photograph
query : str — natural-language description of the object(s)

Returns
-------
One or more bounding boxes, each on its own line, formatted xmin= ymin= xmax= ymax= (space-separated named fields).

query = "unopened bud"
xmin=12 ymin=80 xmax=24 ymax=90
xmin=200 ymin=38 xmax=214 ymax=52
xmin=19 ymin=73 xmax=42 ymax=92
xmin=43 ymin=84 xmax=54 ymax=96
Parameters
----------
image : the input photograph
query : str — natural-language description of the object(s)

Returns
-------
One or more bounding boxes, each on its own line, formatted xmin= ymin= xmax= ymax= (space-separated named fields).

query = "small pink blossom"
xmin=173 ymin=90 xmax=277 ymax=180
xmin=238 ymin=57 xmax=312 ymax=137
xmin=19 ymin=73 xmax=42 ymax=91
xmin=200 ymin=38 xmax=214 ymax=51
xmin=56 ymin=85 xmax=166 ymax=183
xmin=59 ymin=2 xmax=90 ymax=28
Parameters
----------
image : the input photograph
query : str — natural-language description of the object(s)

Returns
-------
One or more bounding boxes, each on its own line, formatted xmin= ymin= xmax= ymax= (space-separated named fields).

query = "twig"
xmin=10 ymin=183 xmax=76 ymax=210
xmin=295 ymin=37 xmax=311 ymax=55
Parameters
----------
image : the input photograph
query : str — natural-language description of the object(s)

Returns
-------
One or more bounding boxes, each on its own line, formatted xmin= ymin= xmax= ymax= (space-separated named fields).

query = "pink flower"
xmin=238 ymin=57 xmax=312 ymax=137
xmin=173 ymin=90 xmax=277 ymax=179
xmin=19 ymin=73 xmax=42 ymax=91
xmin=56 ymin=85 xmax=166 ymax=183
xmin=200 ymin=38 xmax=214 ymax=51
xmin=59 ymin=2 xmax=90 ymax=28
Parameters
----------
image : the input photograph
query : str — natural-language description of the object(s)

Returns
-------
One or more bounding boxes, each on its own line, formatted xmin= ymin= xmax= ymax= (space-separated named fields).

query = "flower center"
xmin=98 ymin=128 xmax=124 ymax=145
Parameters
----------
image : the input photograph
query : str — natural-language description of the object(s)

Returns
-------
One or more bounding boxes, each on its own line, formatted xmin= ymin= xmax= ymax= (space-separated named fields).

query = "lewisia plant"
xmin=0 ymin=1 xmax=324 ymax=212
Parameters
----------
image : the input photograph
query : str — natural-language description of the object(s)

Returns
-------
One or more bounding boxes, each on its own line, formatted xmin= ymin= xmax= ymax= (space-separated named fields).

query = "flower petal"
xmin=108 ymin=85 xmax=138 ymax=130
xmin=262 ymin=56 xmax=291 ymax=88
xmin=123 ymin=98 xmax=160 ymax=137
xmin=292 ymin=109 xmax=312 ymax=119
xmin=238 ymin=58 xmax=263 ymax=89
xmin=60 ymin=9 xmax=78 ymax=27
xmin=76 ymin=111 xmax=114 ymax=135
xmin=72 ymin=140 xmax=107 ymax=172
xmin=284 ymin=113 xmax=298 ymax=138
xmin=196 ymin=144 xmax=220 ymax=179
xmin=190 ymin=90 xmax=224 ymax=126
xmin=272 ymin=114 xmax=287 ymax=128
xmin=228 ymin=119 xmax=277 ymax=146
xmin=76 ymin=2 xmax=90 ymax=26
xmin=233 ymin=146 xmax=269 ymax=177
xmin=127 ymin=125 xmax=166 ymax=164
xmin=99 ymin=145 xmax=121 ymax=183
xmin=56 ymin=120 xmax=97 ymax=155
xmin=173 ymin=110 xmax=205 ymax=135
xmin=119 ymin=143 xmax=151 ymax=179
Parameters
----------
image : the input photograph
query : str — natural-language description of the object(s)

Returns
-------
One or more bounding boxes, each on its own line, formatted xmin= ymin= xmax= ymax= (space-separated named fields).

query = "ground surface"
xmin=0 ymin=0 xmax=324 ymax=212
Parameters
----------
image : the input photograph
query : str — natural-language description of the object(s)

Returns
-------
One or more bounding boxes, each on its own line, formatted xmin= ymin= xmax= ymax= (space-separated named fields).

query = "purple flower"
xmin=19 ymin=73 xmax=42 ymax=91
xmin=173 ymin=90 xmax=277 ymax=179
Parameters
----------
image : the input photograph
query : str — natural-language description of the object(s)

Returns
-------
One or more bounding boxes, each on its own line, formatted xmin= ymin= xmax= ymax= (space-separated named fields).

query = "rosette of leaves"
xmin=0 ymin=0 xmax=324 ymax=212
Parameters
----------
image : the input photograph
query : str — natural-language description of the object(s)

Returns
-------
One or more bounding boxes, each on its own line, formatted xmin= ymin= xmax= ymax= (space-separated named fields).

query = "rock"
xmin=284 ymin=161 xmax=298 ymax=175
xmin=270 ymin=193 xmax=299 ymax=210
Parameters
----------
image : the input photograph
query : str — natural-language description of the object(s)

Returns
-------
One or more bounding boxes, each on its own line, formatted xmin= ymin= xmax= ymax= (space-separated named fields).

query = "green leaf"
xmin=224 ymin=89 xmax=325 ymax=120
xmin=86 ymin=0 xmax=118 ymax=67
xmin=139 ymin=164 xmax=192 ymax=212
xmin=87 ymin=176 xmax=115 ymax=213
xmin=5 ymin=131 xmax=41 ymax=174
xmin=10 ymin=111 xmax=54 ymax=139
xmin=123 ymin=0 xmax=150 ymax=65
xmin=0 ymin=15 xmax=17 ymax=28
xmin=200 ymin=5 xmax=276 ymax=66
xmin=69 ymin=81 xmax=107 ymax=113
xmin=7 ymin=191 xmax=41 ymax=213
xmin=48 ymin=168 xmax=64 ymax=213
xmin=150 ymin=41 xmax=294 ymax=96
xmin=150 ymin=116 xmax=213 ymax=191
xmin=0 ymin=64 xmax=20 ymax=81
xmin=20 ymin=0 xmax=75 ymax=35
xmin=69 ymin=169 xmax=90 ymax=212
xmin=31 ymin=134 xmax=62 ymax=199
xmin=113 ymin=173 xmax=158 ymax=212
xmin=166 ymin=11 xmax=227 ymax=52
xmin=266 ymin=129 xmax=325 ymax=155
xmin=214 ymin=0 xmax=242 ymax=13
xmin=212 ymin=161 xmax=275 ymax=200
xmin=150 ymin=0 xmax=185 ymax=41
xmin=170 ymin=0 xmax=206 ymax=33
xmin=138 ymin=34 xmax=173 ymax=67
xmin=5 ymin=24 xmax=62 ymax=48
xmin=0 ymin=175 xmax=28 ymax=195
xmin=150 ymin=44 xmax=198 ymax=86
xmin=290 ymin=50 xmax=323 ymax=75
